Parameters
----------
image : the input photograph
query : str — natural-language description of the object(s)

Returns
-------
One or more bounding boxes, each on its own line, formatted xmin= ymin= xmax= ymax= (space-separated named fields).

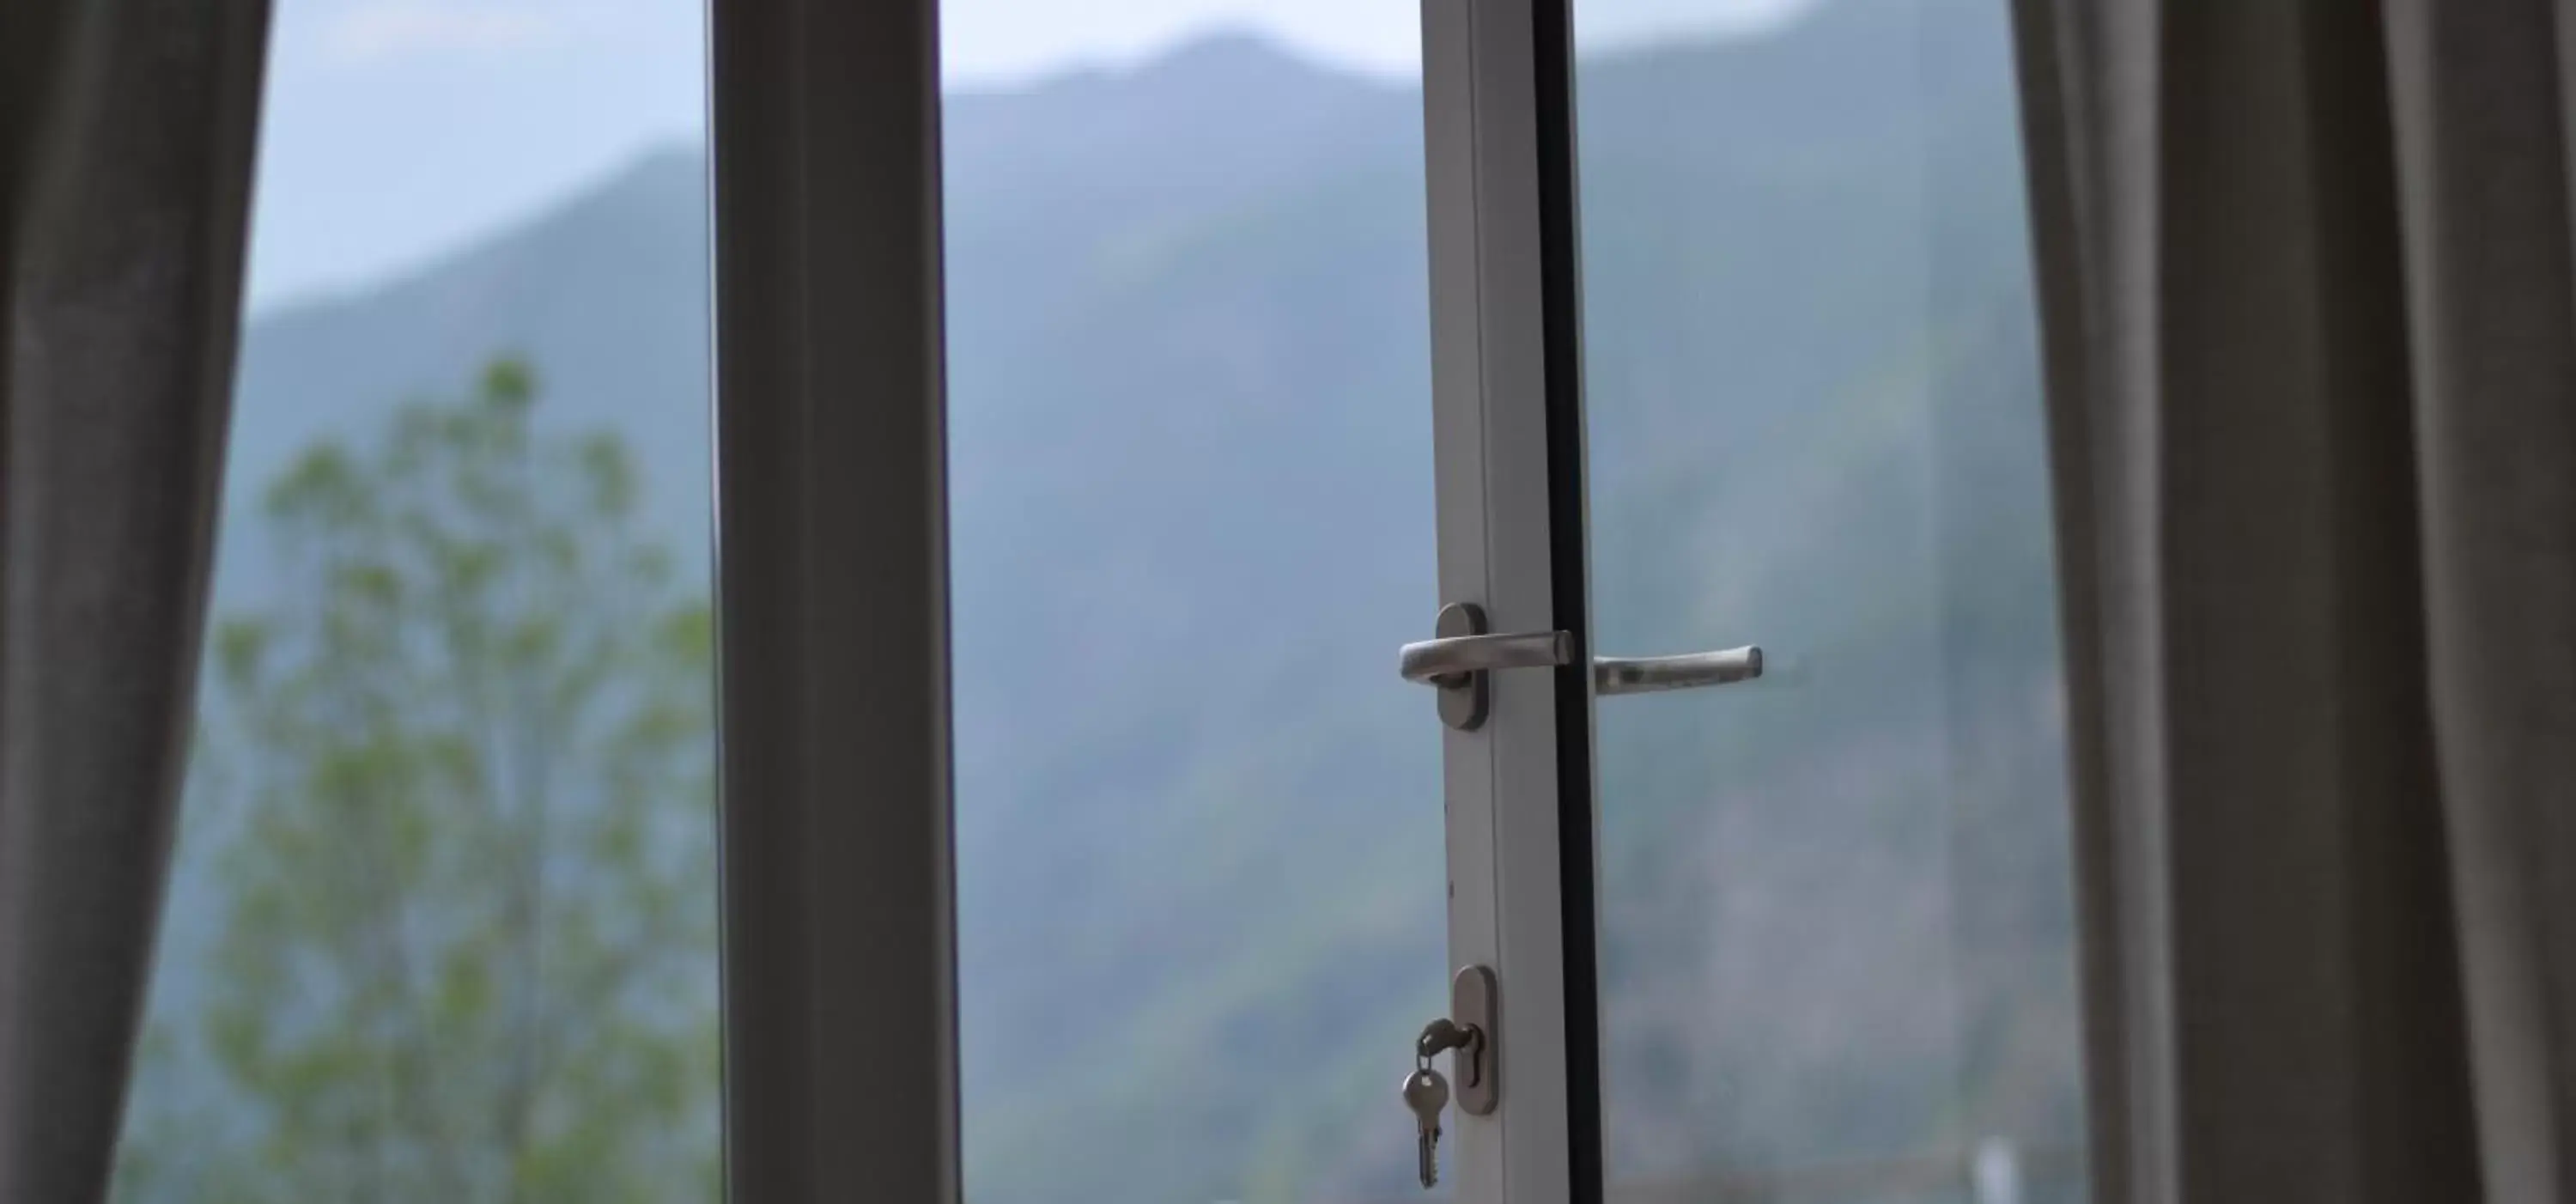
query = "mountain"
xmin=149 ymin=0 xmax=2087 ymax=1201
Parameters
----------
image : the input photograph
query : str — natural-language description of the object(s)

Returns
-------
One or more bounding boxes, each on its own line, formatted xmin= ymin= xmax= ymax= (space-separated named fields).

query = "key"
xmin=1402 ymin=1065 xmax=1450 ymax=1189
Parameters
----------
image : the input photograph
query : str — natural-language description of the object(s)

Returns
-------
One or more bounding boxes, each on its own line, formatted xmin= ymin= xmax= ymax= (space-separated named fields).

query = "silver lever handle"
xmin=1400 ymin=638 xmax=1764 ymax=692
xmin=1594 ymin=647 xmax=1762 ymax=696
xmin=1399 ymin=629 xmax=1575 ymax=686
xmin=1401 ymin=604 xmax=1763 ymax=730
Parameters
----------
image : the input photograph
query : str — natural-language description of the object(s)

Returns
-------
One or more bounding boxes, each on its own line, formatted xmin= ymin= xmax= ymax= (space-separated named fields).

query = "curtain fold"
xmin=0 ymin=0 xmax=270 ymax=1198
xmin=2383 ymin=3 xmax=2576 ymax=1200
xmin=2012 ymin=2 xmax=2576 ymax=1201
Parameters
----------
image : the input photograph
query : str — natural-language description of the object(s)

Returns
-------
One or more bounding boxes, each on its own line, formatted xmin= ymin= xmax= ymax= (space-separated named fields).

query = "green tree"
xmin=119 ymin=359 xmax=719 ymax=1201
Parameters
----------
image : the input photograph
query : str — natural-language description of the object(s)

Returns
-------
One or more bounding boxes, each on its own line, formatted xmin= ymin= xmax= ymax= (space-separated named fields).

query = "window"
xmin=111 ymin=3 xmax=718 ymax=1197
xmin=111 ymin=1 xmax=2092 ymax=1199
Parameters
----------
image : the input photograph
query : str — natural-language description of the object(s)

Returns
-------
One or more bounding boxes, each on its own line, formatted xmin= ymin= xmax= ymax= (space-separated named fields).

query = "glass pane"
xmin=1571 ymin=0 xmax=2089 ymax=1201
xmin=112 ymin=2 xmax=716 ymax=1198
xmin=941 ymin=10 xmax=1444 ymax=1202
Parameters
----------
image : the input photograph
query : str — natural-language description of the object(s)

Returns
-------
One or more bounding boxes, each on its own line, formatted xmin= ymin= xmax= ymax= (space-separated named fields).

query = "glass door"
xmin=1569 ymin=0 xmax=2089 ymax=1196
xmin=1413 ymin=0 xmax=2089 ymax=1200
xmin=938 ymin=7 xmax=1455 ymax=1202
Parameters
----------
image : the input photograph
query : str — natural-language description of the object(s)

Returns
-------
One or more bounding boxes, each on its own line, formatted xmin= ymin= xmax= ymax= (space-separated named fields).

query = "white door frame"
xmin=1423 ymin=0 xmax=1601 ymax=1199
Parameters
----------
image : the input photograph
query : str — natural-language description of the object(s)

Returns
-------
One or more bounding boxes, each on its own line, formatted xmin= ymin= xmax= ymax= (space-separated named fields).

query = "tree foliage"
xmin=118 ymin=359 xmax=720 ymax=1201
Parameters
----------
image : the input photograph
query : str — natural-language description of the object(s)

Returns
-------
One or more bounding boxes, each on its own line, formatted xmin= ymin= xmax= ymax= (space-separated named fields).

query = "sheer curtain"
xmin=1 ymin=0 xmax=270 ymax=1198
xmin=2012 ymin=3 xmax=2576 ymax=1201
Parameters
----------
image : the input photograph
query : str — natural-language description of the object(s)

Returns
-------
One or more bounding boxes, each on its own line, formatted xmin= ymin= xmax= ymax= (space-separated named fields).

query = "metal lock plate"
xmin=1452 ymin=964 xmax=1498 ymax=1116
xmin=1432 ymin=602 xmax=1488 ymax=731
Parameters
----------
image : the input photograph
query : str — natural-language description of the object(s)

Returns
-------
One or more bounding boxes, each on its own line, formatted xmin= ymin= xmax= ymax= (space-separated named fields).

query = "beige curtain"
xmin=2011 ymin=2 xmax=2576 ymax=1201
xmin=1 ymin=0 xmax=270 ymax=1198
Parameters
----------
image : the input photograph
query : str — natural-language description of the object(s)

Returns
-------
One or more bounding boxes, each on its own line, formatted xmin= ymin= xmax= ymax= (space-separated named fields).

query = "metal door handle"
xmin=1593 ymin=647 xmax=1762 ymax=696
xmin=1401 ymin=603 xmax=1763 ymax=729
xmin=1399 ymin=629 xmax=1575 ymax=686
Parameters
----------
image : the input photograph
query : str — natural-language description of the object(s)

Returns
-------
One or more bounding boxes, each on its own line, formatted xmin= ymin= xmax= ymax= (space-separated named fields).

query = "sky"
xmin=241 ymin=0 xmax=1814 ymax=313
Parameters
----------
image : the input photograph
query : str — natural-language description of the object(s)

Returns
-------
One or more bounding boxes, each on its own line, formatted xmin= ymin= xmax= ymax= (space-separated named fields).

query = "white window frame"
xmin=1424 ymin=0 xmax=1601 ymax=1199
